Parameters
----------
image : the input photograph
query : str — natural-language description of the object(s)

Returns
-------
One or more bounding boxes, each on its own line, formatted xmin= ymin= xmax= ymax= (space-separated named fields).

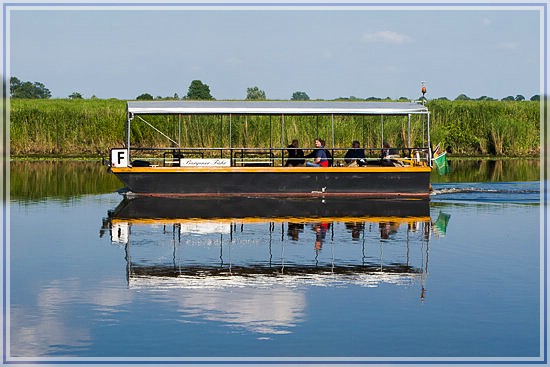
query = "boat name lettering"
xmin=180 ymin=158 xmax=231 ymax=167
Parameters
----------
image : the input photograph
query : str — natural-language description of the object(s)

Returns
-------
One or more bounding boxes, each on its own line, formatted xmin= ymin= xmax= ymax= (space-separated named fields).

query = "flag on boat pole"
xmin=432 ymin=143 xmax=449 ymax=175
xmin=433 ymin=152 xmax=449 ymax=175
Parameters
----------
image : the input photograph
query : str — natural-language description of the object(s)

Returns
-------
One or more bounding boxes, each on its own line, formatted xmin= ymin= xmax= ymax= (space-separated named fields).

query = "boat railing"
xmin=233 ymin=149 xmax=275 ymax=167
xmin=126 ymin=147 xmax=431 ymax=168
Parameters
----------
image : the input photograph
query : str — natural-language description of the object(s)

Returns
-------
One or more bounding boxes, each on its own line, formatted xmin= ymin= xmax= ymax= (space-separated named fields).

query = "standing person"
xmin=285 ymin=139 xmax=305 ymax=166
xmin=306 ymin=138 xmax=329 ymax=167
xmin=344 ymin=140 xmax=366 ymax=166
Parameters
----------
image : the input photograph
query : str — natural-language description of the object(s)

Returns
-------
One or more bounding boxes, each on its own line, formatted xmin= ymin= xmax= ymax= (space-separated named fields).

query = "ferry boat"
xmin=109 ymin=99 xmax=433 ymax=197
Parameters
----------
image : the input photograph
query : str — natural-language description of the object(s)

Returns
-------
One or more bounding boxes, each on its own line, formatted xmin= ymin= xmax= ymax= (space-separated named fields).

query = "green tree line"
xmin=10 ymin=76 xmax=541 ymax=102
xmin=9 ymin=98 xmax=540 ymax=157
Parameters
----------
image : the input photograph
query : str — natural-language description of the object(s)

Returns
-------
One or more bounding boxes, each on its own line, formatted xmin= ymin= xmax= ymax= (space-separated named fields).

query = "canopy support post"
xmin=126 ymin=111 xmax=133 ymax=161
xmin=281 ymin=114 xmax=285 ymax=148
xmin=427 ymin=112 xmax=432 ymax=166
xmin=331 ymin=114 xmax=335 ymax=149
xmin=270 ymin=115 xmax=273 ymax=149
xmin=407 ymin=114 xmax=411 ymax=148
xmin=380 ymin=115 xmax=384 ymax=147
xmin=219 ymin=115 xmax=223 ymax=150
xmin=362 ymin=116 xmax=365 ymax=148
xmin=229 ymin=114 xmax=232 ymax=149
xmin=178 ymin=114 xmax=182 ymax=148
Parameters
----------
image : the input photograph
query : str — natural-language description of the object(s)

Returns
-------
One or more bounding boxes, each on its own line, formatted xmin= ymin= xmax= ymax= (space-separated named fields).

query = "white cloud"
xmin=322 ymin=49 xmax=333 ymax=59
xmin=363 ymin=30 xmax=413 ymax=44
xmin=481 ymin=17 xmax=493 ymax=26
xmin=177 ymin=287 xmax=306 ymax=335
xmin=10 ymin=277 xmax=134 ymax=357
xmin=497 ymin=41 xmax=520 ymax=51
xmin=224 ymin=57 xmax=242 ymax=66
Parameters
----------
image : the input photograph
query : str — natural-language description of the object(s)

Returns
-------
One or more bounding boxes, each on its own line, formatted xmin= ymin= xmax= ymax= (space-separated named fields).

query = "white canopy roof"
xmin=127 ymin=100 xmax=429 ymax=116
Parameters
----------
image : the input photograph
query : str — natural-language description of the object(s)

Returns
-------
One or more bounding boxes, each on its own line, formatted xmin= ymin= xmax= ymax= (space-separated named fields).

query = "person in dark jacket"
xmin=285 ymin=139 xmax=305 ymax=166
xmin=344 ymin=140 xmax=366 ymax=166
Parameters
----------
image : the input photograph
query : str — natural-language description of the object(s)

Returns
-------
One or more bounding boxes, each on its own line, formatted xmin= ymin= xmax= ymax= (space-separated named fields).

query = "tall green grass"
xmin=9 ymin=99 xmax=541 ymax=157
xmin=428 ymin=100 xmax=540 ymax=156
xmin=10 ymin=99 xmax=126 ymax=156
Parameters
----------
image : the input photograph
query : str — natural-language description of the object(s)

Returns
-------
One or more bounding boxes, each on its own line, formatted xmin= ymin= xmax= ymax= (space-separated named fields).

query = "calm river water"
xmin=6 ymin=159 xmax=545 ymax=364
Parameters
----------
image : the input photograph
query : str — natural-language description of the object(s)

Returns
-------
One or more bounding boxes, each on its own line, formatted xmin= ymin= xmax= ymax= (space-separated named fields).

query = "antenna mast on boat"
xmin=421 ymin=81 xmax=427 ymax=105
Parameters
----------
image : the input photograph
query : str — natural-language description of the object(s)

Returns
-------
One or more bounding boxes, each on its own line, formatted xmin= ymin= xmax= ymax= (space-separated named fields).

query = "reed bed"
xmin=427 ymin=100 xmax=541 ymax=156
xmin=9 ymin=99 xmax=541 ymax=157
xmin=10 ymin=99 xmax=126 ymax=156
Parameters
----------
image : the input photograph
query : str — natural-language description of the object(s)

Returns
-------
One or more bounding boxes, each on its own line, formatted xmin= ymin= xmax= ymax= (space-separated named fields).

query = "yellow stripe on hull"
xmin=111 ymin=166 xmax=432 ymax=174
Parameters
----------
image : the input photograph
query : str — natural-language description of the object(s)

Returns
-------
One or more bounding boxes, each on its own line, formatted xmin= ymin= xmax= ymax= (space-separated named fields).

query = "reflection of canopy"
xmin=130 ymin=263 xmax=423 ymax=278
xmin=128 ymin=272 xmax=422 ymax=290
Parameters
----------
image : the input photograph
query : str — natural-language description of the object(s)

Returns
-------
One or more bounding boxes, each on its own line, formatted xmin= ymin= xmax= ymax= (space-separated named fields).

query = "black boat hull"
xmin=111 ymin=166 xmax=431 ymax=198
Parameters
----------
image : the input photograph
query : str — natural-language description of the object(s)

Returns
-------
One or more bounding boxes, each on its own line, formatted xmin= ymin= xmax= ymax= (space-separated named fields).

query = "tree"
xmin=10 ymin=77 xmax=51 ymax=99
xmin=136 ymin=93 xmax=154 ymax=100
xmin=501 ymin=96 xmax=515 ymax=102
xmin=10 ymin=77 xmax=21 ymax=92
xmin=455 ymin=94 xmax=470 ymax=101
xmin=291 ymin=91 xmax=310 ymax=101
xmin=246 ymin=86 xmax=266 ymax=100
xmin=476 ymin=96 xmax=496 ymax=101
xmin=186 ymin=80 xmax=213 ymax=100
xmin=530 ymin=95 xmax=540 ymax=101
xmin=515 ymin=95 xmax=525 ymax=101
xmin=68 ymin=92 xmax=83 ymax=99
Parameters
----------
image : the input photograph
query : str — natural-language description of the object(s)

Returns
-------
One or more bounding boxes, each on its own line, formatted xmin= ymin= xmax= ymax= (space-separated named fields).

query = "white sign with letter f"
xmin=111 ymin=149 xmax=129 ymax=167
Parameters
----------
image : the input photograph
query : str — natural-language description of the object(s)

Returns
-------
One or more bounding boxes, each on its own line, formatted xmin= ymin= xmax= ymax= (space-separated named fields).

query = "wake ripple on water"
xmin=430 ymin=181 xmax=541 ymax=203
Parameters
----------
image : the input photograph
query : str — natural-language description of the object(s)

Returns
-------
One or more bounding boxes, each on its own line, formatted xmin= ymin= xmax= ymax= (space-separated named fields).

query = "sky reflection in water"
xmin=7 ymin=179 xmax=542 ymax=361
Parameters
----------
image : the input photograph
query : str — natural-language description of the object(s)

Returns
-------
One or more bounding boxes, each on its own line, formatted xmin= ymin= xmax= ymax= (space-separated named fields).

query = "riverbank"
xmin=9 ymin=98 xmax=541 ymax=157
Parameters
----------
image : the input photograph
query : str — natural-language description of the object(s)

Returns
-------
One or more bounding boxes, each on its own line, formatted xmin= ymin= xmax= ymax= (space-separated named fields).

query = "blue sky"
xmin=6 ymin=2 xmax=545 ymax=101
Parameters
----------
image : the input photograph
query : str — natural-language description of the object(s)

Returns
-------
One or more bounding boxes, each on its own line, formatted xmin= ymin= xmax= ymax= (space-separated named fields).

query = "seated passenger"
xmin=285 ymin=139 xmax=305 ymax=166
xmin=344 ymin=140 xmax=366 ymax=166
xmin=306 ymin=138 xmax=329 ymax=167
xmin=306 ymin=139 xmax=333 ymax=166
xmin=380 ymin=142 xmax=399 ymax=166
xmin=320 ymin=139 xmax=333 ymax=167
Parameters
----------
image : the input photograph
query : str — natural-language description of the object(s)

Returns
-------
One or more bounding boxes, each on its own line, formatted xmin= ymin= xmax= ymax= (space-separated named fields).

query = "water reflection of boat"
xmin=101 ymin=196 xmax=442 ymax=301
xmin=107 ymin=195 xmax=430 ymax=220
